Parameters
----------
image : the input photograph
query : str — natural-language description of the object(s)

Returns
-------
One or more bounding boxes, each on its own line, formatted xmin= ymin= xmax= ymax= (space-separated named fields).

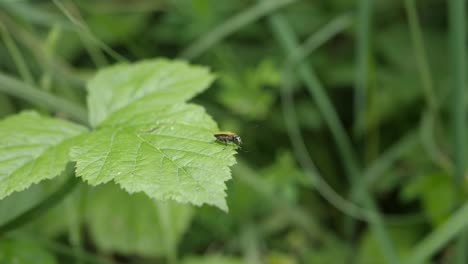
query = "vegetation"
xmin=0 ymin=0 xmax=465 ymax=263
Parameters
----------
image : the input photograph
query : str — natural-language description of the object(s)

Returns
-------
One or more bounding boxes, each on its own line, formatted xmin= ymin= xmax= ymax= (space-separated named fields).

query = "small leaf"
xmin=87 ymin=59 xmax=214 ymax=127
xmin=0 ymin=111 xmax=88 ymax=200
xmin=217 ymin=59 xmax=279 ymax=120
xmin=72 ymin=96 xmax=237 ymax=210
xmin=401 ymin=173 xmax=455 ymax=226
xmin=85 ymin=183 xmax=193 ymax=257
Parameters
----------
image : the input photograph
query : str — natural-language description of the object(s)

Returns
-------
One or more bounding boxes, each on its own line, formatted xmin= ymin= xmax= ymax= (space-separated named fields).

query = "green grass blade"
xmin=406 ymin=202 xmax=468 ymax=264
xmin=269 ymin=13 xmax=360 ymax=181
xmin=404 ymin=0 xmax=437 ymax=112
xmin=408 ymin=1 xmax=468 ymax=262
xmin=288 ymin=14 xmax=353 ymax=66
xmin=0 ymin=1 xmax=72 ymax=28
xmin=280 ymin=15 xmax=371 ymax=220
xmin=266 ymin=11 xmax=400 ymax=264
xmin=0 ymin=72 xmax=88 ymax=124
xmin=449 ymin=0 xmax=468 ymax=262
xmin=281 ymin=69 xmax=369 ymax=221
xmin=363 ymin=130 xmax=419 ymax=187
xmin=1 ymin=15 xmax=85 ymax=88
xmin=449 ymin=0 xmax=467 ymax=201
xmin=52 ymin=0 xmax=127 ymax=63
xmin=179 ymin=0 xmax=297 ymax=59
xmin=0 ymin=22 xmax=35 ymax=85
xmin=353 ymin=0 xmax=373 ymax=136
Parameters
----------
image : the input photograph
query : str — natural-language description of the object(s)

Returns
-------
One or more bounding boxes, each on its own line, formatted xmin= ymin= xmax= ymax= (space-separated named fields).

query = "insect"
xmin=214 ymin=132 xmax=242 ymax=147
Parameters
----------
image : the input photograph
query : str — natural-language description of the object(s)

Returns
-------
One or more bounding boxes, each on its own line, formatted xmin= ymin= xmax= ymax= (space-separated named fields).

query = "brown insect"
xmin=214 ymin=132 xmax=242 ymax=147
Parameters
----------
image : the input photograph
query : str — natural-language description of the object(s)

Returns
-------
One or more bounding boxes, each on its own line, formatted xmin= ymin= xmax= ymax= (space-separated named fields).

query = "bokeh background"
xmin=0 ymin=0 xmax=465 ymax=263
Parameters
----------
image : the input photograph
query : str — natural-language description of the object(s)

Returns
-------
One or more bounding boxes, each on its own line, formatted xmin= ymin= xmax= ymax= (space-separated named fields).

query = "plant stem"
xmin=155 ymin=201 xmax=177 ymax=264
xmin=66 ymin=186 xmax=84 ymax=264
xmin=241 ymin=224 xmax=262 ymax=264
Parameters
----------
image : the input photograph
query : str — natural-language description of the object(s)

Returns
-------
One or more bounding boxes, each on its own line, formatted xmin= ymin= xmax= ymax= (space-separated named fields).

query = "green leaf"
xmin=217 ymin=59 xmax=279 ymax=120
xmin=262 ymin=151 xmax=313 ymax=202
xmin=85 ymin=183 xmax=193 ymax=257
xmin=0 ymin=111 xmax=88 ymax=200
xmin=0 ymin=239 xmax=57 ymax=264
xmin=73 ymin=59 xmax=236 ymax=210
xmin=72 ymin=96 xmax=236 ymax=210
xmin=181 ymin=255 xmax=246 ymax=264
xmin=401 ymin=173 xmax=455 ymax=226
xmin=87 ymin=59 xmax=215 ymax=127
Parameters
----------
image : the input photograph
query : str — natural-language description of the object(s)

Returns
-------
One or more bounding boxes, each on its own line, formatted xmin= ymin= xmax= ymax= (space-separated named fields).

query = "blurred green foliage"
xmin=0 ymin=0 xmax=465 ymax=263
